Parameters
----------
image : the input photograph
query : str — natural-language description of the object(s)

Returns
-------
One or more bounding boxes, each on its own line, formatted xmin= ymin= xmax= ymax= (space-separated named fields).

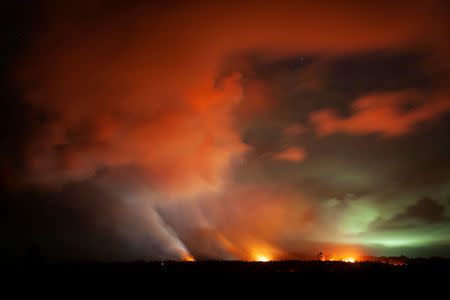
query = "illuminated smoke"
xmin=10 ymin=0 xmax=450 ymax=260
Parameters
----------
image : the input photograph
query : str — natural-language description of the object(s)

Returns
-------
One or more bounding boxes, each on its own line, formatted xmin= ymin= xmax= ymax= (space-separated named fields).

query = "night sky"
xmin=1 ymin=0 xmax=449 ymax=262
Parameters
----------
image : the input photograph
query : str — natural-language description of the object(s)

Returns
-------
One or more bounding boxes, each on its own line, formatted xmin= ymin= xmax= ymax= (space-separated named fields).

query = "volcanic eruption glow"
xmin=183 ymin=254 xmax=196 ymax=262
xmin=2 ymin=0 xmax=449 ymax=263
xmin=255 ymin=255 xmax=271 ymax=262
xmin=318 ymin=250 xmax=361 ymax=263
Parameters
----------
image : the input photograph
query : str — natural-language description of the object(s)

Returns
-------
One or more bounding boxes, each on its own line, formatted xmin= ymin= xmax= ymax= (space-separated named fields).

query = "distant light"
xmin=344 ymin=258 xmax=356 ymax=263
xmin=183 ymin=254 xmax=195 ymax=262
xmin=255 ymin=255 xmax=270 ymax=262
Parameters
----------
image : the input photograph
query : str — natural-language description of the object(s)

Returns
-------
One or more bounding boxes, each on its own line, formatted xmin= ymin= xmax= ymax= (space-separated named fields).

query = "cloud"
xmin=310 ymin=90 xmax=450 ymax=136
xmin=5 ymin=0 xmax=450 ymax=259
xmin=162 ymin=185 xmax=316 ymax=260
xmin=371 ymin=197 xmax=448 ymax=231
xmin=274 ymin=146 xmax=306 ymax=162
xmin=283 ymin=124 xmax=305 ymax=136
xmin=15 ymin=0 xmax=450 ymax=194
xmin=22 ymin=67 xmax=249 ymax=197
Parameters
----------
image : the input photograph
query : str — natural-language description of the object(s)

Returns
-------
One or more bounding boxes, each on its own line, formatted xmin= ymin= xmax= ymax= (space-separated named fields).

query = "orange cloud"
xmin=310 ymin=90 xmax=450 ymax=136
xmin=274 ymin=147 xmax=306 ymax=162
xmin=283 ymin=124 xmax=305 ymax=136
xmin=14 ymin=0 xmax=450 ymax=196
xmin=24 ymin=72 xmax=249 ymax=197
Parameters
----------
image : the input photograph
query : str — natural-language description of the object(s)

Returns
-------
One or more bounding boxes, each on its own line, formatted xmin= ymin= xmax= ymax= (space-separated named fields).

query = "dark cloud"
xmin=371 ymin=197 xmax=448 ymax=231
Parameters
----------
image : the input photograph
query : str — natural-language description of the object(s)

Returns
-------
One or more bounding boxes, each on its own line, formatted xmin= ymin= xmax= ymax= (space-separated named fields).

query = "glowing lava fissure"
xmin=183 ymin=254 xmax=196 ymax=262
xmin=255 ymin=255 xmax=271 ymax=262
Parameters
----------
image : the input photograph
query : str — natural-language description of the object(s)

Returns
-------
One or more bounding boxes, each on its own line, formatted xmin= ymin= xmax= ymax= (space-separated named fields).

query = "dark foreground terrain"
xmin=6 ymin=258 xmax=450 ymax=286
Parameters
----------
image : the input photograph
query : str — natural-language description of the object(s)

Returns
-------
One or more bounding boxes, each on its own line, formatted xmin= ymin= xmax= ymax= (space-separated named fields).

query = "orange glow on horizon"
xmin=183 ymin=254 xmax=195 ymax=262
xmin=319 ymin=252 xmax=361 ymax=263
xmin=249 ymin=243 xmax=281 ymax=262
xmin=322 ymin=246 xmax=362 ymax=262
xmin=255 ymin=254 xmax=271 ymax=262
